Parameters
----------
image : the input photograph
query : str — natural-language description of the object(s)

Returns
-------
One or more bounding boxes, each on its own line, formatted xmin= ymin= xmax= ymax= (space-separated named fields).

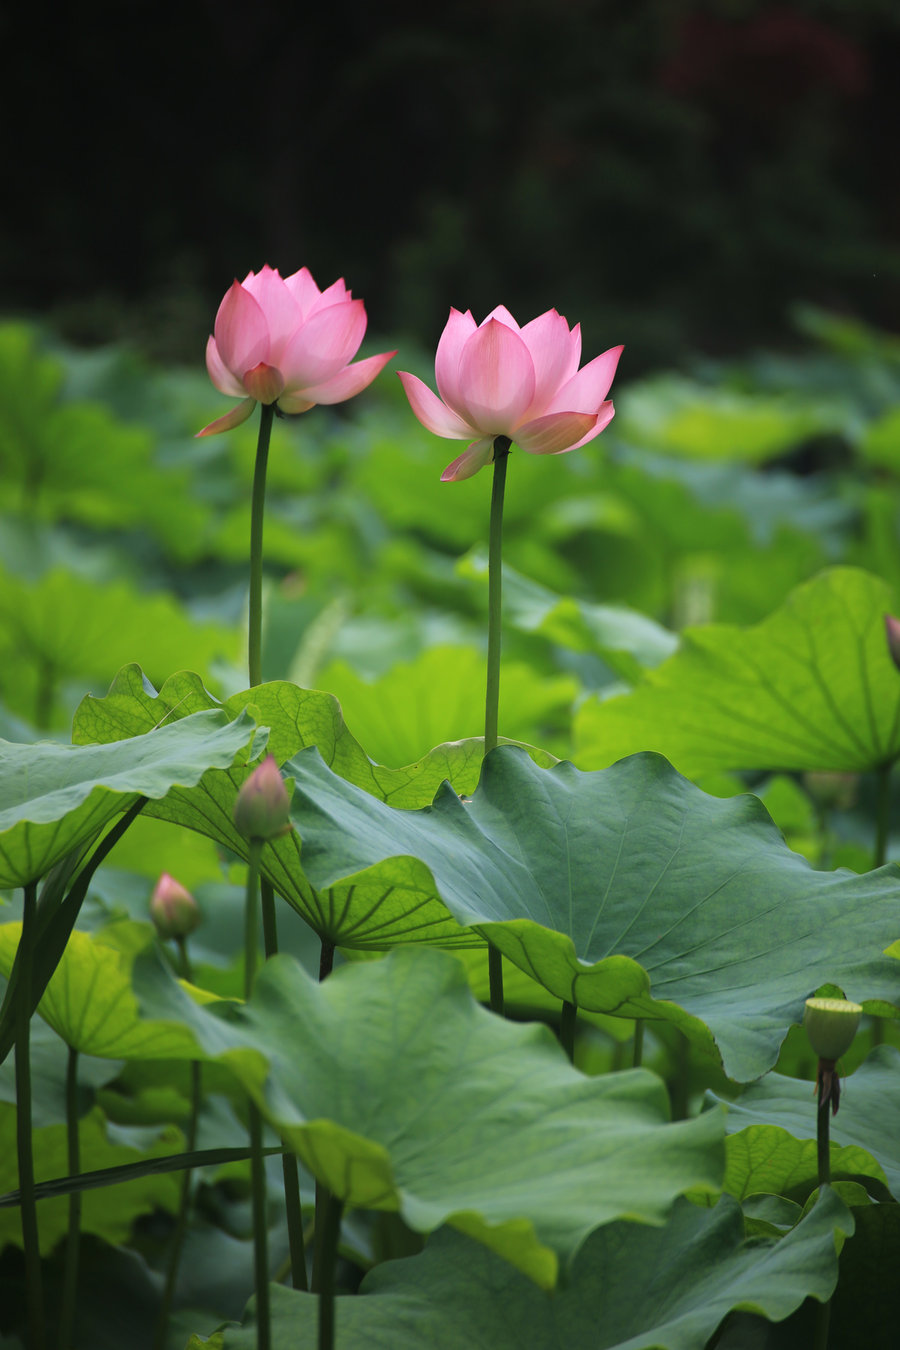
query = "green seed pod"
xmin=803 ymin=997 xmax=862 ymax=1062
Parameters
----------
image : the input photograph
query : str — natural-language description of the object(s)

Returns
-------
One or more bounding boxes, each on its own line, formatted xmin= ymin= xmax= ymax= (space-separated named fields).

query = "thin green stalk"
xmin=484 ymin=438 xmax=510 ymax=756
xmin=632 ymin=1019 xmax=645 ymax=1069
xmin=59 ymin=1044 xmax=81 ymax=1350
xmin=243 ymin=841 xmax=271 ymax=1348
xmin=874 ymin=761 xmax=891 ymax=868
xmin=154 ymin=941 xmax=202 ymax=1350
xmin=560 ymin=1000 xmax=577 ymax=1062
xmin=315 ymin=1191 xmax=344 ymax=1350
xmin=319 ymin=938 xmax=335 ymax=982
xmin=16 ymin=881 xmax=45 ymax=1350
xmin=814 ymin=1070 xmax=832 ymax=1350
xmin=249 ymin=402 xmax=276 ymax=689
xmin=259 ymin=879 xmax=307 ymax=1291
xmin=484 ymin=438 xmax=511 ymax=1018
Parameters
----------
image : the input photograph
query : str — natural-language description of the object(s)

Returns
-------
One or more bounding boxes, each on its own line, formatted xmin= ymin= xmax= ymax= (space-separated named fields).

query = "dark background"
xmin=4 ymin=0 xmax=898 ymax=372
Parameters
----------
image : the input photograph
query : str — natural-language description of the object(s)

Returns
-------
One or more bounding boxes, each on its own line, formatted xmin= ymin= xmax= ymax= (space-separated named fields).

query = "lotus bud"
xmin=233 ymin=754 xmax=292 ymax=841
xmin=885 ymin=614 xmax=900 ymax=672
xmin=803 ymin=997 xmax=862 ymax=1062
xmin=150 ymin=873 xmax=201 ymax=939
xmin=803 ymin=771 xmax=858 ymax=812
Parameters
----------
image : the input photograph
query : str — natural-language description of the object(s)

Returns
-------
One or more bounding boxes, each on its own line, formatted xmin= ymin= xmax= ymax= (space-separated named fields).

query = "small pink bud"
xmin=885 ymin=614 xmax=900 ymax=672
xmin=233 ymin=755 xmax=292 ymax=841
xmin=150 ymin=873 xmax=201 ymax=939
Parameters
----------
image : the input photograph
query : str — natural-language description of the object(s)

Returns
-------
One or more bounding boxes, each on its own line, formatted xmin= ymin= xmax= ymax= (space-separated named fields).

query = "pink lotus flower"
xmin=198 ymin=265 xmax=396 ymax=436
xmin=398 ymin=306 xmax=623 ymax=481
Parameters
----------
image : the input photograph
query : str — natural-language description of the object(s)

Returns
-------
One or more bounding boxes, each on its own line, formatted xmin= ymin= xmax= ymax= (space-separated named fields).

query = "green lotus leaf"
xmin=134 ymin=945 xmax=724 ymax=1287
xmin=575 ymin=568 xmax=900 ymax=776
xmin=223 ymin=1189 xmax=851 ymax=1349
xmin=282 ymin=744 xmax=900 ymax=1081
xmin=0 ymin=707 xmax=262 ymax=887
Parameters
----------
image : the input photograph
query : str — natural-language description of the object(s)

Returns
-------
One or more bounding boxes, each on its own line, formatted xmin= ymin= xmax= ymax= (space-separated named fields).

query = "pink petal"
xmin=241 ymin=266 xmax=304 ymax=364
xmin=243 ymin=361 xmax=285 ymax=405
xmin=514 ymin=410 xmax=599 ymax=455
xmin=482 ymin=304 xmax=520 ymax=331
xmin=561 ymin=399 xmax=615 ymax=452
xmin=455 ymin=319 xmax=536 ymax=435
xmin=283 ymin=266 xmax=322 ymax=318
xmin=310 ymin=277 xmax=352 ymax=315
xmin=519 ymin=310 xmax=580 ymax=419
xmin=205 ymin=336 xmax=245 ymax=398
xmin=440 ymin=437 xmax=495 ymax=482
xmin=213 ymin=282 xmax=271 ymax=379
xmin=196 ymin=397 xmax=257 ymax=437
xmin=300 ymin=349 xmax=397 ymax=405
xmin=546 ymin=344 xmax=624 ymax=414
xmin=398 ymin=371 xmax=475 ymax=438
xmin=434 ymin=308 xmax=477 ymax=414
xmin=279 ymin=299 xmax=368 ymax=390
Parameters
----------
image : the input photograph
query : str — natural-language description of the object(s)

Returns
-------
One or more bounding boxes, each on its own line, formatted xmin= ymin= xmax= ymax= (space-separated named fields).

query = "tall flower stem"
xmin=248 ymin=402 xmax=276 ymax=690
xmin=314 ymin=1192 xmax=344 ymax=1350
xmin=59 ymin=1044 xmax=82 ymax=1350
xmin=484 ymin=438 xmax=511 ymax=1018
xmin=259 ymin=877 xmax=307 ymax=1292
xmin=244 ymin=840 xmax=270 ymax=1350
xmin=814 ymin=1065 xmax=833 ymax=1350
xmin=154 ymin=940 xmax=202 ymax=1350
xmin=15 ymin=881 xmax=45 ymax=1350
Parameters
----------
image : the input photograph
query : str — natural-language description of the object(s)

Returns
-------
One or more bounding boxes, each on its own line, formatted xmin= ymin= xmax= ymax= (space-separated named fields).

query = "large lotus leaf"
xmin=134 ymin=945 xmax=724 ymax=1287
xmin=0 ymin=1104 xmax=179 ymax=1256
xmin=0 ymin=707 xmax=261 ymax=888
xmin=709 ymin=1046 xmax=900 ymax=1200
xmin=282 ymin=744 xmax=900 ymax=1082
xmin=718 ymin=1125 xmax=892 ymax=1207
xmin=223 ymin=1189 xmax=850 ymax=1350
xmin=0 ymin=922 xmax=212 ymax=1060
xmin=575 ymin=568 xmax=900 ymax=776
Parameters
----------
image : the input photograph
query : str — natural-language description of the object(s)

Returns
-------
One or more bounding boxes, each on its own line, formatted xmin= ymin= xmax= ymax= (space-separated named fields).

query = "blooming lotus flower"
xmin=198 ymin=265 xmax=396 ymax=436
xmin=398 ymin=306 xmax=623 ymax=481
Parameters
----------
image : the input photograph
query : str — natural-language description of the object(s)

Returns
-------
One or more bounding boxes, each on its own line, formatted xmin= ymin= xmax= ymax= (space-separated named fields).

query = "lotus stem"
xmin=485 ymin=437 xmax=511 ymax=1018
xmin=874 ymin=761 xmax=891 ymax=868
xmin=15 ymin=881 xmax=45 ymax=1350
xmin=154 ymin=938 xmax=202 ymax=1350
xmin=249 ymin=401 xmax=275 ymax=689
xmin=633 ymin=1019 xmax=645 ymax=1068
xmin=59 ymin=1044 xmax=81 ymax=1350
xmin=243 ymin=840 xmax=271 ymax=1348
xmin=315 ymin=1191 xmax=344 ymax=1350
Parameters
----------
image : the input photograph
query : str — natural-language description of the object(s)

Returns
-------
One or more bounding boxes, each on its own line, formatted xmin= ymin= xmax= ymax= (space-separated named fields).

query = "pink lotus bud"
xmin=150 ymin=873 xmax=201 ymax=939
xmin=233 ymin=755 xmax=292 ymax=841
xmin=198 ymin=265 xmax=396 ymax=436
xmin=885 ymin=614 xmax=900 ymax=672
xmin=398 ymin=306 xmax=622 ymax=481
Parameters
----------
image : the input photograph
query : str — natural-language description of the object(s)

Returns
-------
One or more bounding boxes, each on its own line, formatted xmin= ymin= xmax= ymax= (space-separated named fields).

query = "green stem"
xmin=259 ymin=879 xmax=307 ymax=1291
xmin=319 ymin=938 xmax=335 ymax=982
xmin=243 ymin=840 xmax=270 ymax=1348
xmin=484 ymin=439 xmax=511 ymax=1018
xmin=633 ymin=1019 xmax=645 ymax=1069
xmin=814 ymin=1073 xmax=832 ymax=1350
xmin=249 ymin=402 xmax=275 ymax=690
xmin=874 ymin=761 xmax=891 ymax=868
xmin=560 ymin=1000 xmax=577 ymax=1062
xmin=249 ymin=1102 xmax=271 ymax=1350
xmin=16 ymin=882 xmax=45 ymax=1350
xmin=484 ymin=438 xmax=510 ymax=756
xmin=315 ymin=1191 xmax=344 ymax=1350
xmin=59 ymin=1044 xmax=81 ymax=1350
xmin=154 ymin=942 xmax=202 ymax=1350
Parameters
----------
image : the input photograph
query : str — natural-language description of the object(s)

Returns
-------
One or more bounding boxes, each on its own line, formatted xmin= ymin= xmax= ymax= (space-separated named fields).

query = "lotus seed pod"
xmin=803 ymin=997 xmax=862 ymax=1062
xmin=233 ymin=754 xmax=292 ymax=841
xmin=150 ymin=873 xmax=201 ymax=939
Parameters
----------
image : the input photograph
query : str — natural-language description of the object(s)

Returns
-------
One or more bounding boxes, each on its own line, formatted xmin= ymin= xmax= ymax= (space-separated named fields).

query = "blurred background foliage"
xmin=3 ymin=0 xmax=898 ymax=370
